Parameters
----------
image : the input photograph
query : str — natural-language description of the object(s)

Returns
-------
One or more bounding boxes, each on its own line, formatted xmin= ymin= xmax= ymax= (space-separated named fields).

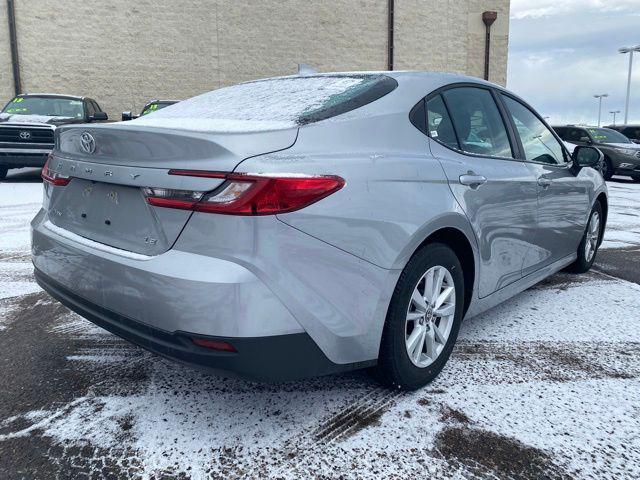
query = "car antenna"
xmin=297 ymin=64 xmax=318 ymax=76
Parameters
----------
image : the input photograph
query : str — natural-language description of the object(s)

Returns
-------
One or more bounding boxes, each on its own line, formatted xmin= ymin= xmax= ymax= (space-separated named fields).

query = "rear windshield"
xmin=132 ymin=74 xmax=397 ymax=132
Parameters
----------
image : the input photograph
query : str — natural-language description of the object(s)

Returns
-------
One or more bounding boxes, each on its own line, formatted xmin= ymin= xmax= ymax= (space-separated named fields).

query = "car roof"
xmin=17 ymin=93 xmax=85 ymax=100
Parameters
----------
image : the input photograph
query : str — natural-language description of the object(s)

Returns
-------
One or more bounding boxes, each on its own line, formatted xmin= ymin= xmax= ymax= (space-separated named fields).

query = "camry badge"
xmin=80 ymin=132 xmax=96 ymax=154
xmin=104 ymin=170 xmax=113 ymax=177
xmin=130 ymin=173 xmax=140 ymax=180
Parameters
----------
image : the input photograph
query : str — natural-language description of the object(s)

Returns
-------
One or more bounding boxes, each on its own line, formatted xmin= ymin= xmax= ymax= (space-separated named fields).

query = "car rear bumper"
xmin=34 ymin=268 xmax=363 ymax=381
xmin=31 ymin=211 xmax=305 ymax=340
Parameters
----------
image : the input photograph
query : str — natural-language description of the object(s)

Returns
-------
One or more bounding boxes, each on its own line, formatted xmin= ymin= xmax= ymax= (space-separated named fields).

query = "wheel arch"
xmin=417 ymin=227 xmax=475 ymax=316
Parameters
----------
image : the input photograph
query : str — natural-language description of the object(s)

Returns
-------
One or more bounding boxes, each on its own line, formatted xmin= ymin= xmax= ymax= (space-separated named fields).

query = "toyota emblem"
xmin=80 ymin=132 xmax=96 ymax=154
xmin=19 ymin=131 xmax=31 ymax=140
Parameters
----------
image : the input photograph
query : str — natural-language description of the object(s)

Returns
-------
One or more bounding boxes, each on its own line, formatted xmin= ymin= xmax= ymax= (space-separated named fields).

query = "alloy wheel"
xmin=405 ymin=265 xmax=456 ymax=368
xmin=584 ymin=211 xmax=600 ymax=262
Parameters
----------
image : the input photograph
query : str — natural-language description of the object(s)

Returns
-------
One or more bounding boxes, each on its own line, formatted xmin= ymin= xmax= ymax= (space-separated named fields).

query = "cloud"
xmin=511 ymin=0 xmax=640 ymax=20
xmin=507 ymin=1 xmax=640 ymax=125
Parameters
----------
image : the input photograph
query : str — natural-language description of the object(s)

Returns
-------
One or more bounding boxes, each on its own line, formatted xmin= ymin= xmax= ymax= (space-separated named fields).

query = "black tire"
xmin=0 ymin=166 xmax=7 ymax=181
xmin=375 ymin=243 xmax=465 ymax=390
xmin=566 ymin=202 xmax=603 ymax=274
xmin=601 ymin=157 xmax=613 ymax=181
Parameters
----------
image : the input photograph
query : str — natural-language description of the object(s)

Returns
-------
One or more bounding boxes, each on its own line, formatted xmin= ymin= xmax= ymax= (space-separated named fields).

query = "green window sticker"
xmin=142 ymin=103 xmax=159 ymax=116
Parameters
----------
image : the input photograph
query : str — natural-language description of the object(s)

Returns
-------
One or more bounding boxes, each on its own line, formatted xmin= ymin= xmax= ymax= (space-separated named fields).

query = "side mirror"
xmin=579 ymin=136 xmax=591 ymax=143
xmin=89 ymin=111 xmax=108 ymax=121
xmin=121 ymin=111 xmax=132 ymax=121
xmin=572 ymin=145 xmax=603 ymax=169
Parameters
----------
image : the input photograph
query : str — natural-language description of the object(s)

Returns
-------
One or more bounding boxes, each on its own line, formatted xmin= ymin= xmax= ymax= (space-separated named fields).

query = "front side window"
xmin=501 ymin=95 xmax=565 ymax=165
xmin=441 ymin=87 xmax=513 ymax=158
xmin=1 ymin=96 xmax=85 ymax=118
xmin=564 ymin=128 xmax=589 ymax=143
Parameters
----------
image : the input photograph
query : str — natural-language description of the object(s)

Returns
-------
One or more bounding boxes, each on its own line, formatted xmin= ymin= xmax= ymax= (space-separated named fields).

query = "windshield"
xmin=140 ymin=102 xmax=175 ymax=116
xmin=2 ymin=96 xmax=85 ymax=118
xmin=587 ymin=128 xmax=631 ymax=144
xmin=132 ymin=74 xmax=397 ymax=132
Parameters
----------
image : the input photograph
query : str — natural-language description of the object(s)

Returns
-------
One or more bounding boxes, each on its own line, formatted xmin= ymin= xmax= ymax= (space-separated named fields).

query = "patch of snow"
xmin=132 ymin=76 xmax=366 ymax=133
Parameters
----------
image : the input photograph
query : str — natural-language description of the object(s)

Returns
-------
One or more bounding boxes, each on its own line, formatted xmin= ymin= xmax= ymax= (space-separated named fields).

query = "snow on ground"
xmin=1 ymin=175 xmax=639 ymax=478
xmin=601 ymin=178 xmax=640 ymax=248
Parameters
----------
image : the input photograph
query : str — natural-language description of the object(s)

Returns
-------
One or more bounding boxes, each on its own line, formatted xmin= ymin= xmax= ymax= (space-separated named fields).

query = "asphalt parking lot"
xmin=1 ymin=169 xmax=640 ymax=479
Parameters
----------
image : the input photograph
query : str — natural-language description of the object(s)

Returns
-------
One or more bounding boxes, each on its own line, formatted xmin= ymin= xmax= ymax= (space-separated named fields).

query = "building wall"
xmin=4 ymin=0 xmax=509 ymax=119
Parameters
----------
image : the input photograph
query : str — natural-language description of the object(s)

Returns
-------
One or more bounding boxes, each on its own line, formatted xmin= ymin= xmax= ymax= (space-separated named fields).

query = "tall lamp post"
xmin=610 ymin=110 xmax=621 ymax=126
xmin=619 ymin=45 xmax=640 ymax=125
xmin=594 ymin=94 xmax=609 ymax=127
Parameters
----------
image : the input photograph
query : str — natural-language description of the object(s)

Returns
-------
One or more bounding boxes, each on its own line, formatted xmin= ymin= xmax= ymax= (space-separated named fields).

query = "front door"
xmin=499 ymin=94 xmax=591 ymax=273
xmin=426 ymin=86 xmax=539 ymax=298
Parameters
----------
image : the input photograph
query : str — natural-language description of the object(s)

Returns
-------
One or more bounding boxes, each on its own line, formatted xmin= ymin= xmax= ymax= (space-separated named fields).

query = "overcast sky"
xmin=507 ymin=0 xmax=640 ymax=126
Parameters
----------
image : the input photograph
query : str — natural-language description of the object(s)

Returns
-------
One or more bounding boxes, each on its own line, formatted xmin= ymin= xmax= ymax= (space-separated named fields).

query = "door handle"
xmin=459 ymin=173 xmax=487 ymax=188
xmin=537 ymin=177 xmax=552 ymax=188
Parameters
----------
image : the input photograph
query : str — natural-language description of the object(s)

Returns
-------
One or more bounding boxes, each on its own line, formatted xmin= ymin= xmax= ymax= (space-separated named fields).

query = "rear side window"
xmin=425 ymin=95 xmax=458 ymax=150
xmin=501 ymin=95 xmax=565 ymax=165
xmin=133 ymin=74 xmax=398 ymax=132
xmin=441 ymin=87 xmax=513 ymax=158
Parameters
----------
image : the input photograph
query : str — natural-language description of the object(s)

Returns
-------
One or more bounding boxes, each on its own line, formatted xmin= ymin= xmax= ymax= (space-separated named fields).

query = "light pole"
xmin=594 ymin=94 xmax=609 ymax=127
xmin=610 ymin=110 xmax=621 ymax=126
xmin=619 ymin=45 xmax=640 ymax=125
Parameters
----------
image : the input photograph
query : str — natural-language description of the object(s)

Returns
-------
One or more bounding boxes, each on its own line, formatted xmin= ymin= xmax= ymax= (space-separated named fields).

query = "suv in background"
xmin=121 ymin=100 xmax=178 ymax=121
xmin=0 ymin=94 xmax=108 ymax=180
xmin=553 ymin=125 xmax=640 ymax=181
xmin=606 ymin=124 xmax=640 ymax=144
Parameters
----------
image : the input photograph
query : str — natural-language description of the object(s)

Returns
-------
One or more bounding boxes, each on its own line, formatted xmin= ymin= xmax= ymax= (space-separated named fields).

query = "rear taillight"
xmin=143 ymin=171 xmax=345 ymax=216
xmin=41 ymin=155 xmax=71 ymax=186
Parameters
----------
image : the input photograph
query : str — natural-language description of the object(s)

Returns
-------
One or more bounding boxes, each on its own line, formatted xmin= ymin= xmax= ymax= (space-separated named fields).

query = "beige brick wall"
xmin=4 ymin=0 xmax=509 ymax=119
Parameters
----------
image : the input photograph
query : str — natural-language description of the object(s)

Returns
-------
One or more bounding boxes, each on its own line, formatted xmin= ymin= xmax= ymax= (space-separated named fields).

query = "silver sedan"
xmin=32 ymin=72 xmax=607 ymax=390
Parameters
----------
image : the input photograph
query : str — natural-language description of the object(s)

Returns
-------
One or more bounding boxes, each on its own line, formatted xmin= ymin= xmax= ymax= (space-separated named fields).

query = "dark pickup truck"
xmin=0 ymin=94 xmax=108 ymax=180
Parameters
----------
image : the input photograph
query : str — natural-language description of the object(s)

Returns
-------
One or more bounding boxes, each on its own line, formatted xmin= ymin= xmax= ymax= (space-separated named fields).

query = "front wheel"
xmin=375 ymin=243 xmax=464 ymax=390
xmin=0 ymin=166 xmax=8 ymax=181
xmin=566 ymin=202 xmax=603 ymax=274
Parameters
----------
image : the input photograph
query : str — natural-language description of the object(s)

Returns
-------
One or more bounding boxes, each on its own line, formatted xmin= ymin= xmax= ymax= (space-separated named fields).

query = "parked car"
xmin=121 ymin=100 xmax=178 ymax=121
xmin=32 ymin=72 xmax=607 ymax=390
xmin=0 ymin=94 xmax=108 ymax=180
xmin=553 ymin=125 xmax=640 ymax=181
xmin=606 ymin=124 xmax=640 ymax=144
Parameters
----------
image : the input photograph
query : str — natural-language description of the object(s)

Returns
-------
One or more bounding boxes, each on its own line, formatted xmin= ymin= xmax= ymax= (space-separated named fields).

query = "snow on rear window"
xmin=131 ymin=75 xmax=394 ymax=133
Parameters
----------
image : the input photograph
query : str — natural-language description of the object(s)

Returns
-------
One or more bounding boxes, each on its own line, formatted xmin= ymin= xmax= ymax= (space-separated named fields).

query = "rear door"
xmin=426 ymin=86 xmax=539 ymax=298
xmin=499 ymin=94 xmax=590 ymax=272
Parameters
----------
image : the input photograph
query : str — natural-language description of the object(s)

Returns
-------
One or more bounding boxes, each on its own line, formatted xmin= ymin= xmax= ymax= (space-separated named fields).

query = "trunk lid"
xmin=46 ymin=124 xmax=297 ymax=255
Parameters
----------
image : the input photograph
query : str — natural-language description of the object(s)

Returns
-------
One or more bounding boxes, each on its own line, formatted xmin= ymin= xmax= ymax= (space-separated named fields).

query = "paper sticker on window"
xmin=430 ymin=130 xmax=439 ymax=138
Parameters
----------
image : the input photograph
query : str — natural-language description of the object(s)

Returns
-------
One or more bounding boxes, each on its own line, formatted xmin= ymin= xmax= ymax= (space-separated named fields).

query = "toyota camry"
xmin=31 ymin=72 xmax=607 ymax=390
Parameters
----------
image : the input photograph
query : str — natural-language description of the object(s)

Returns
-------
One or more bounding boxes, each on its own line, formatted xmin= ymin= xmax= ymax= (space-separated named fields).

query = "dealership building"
xmin=1 ymin=0 xmax=510 ymax=119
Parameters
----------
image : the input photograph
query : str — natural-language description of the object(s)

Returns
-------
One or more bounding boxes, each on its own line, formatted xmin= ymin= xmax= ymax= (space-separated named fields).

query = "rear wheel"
xmin=566 ymin=202 xmax=603 ymax=274
xmin=0 ymin=166 xmax=7 ymax=181
xmin=376 ymin=243 xmax=464 ymax=390
xmin=601 ymin=157 xmax=613 ymax=181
